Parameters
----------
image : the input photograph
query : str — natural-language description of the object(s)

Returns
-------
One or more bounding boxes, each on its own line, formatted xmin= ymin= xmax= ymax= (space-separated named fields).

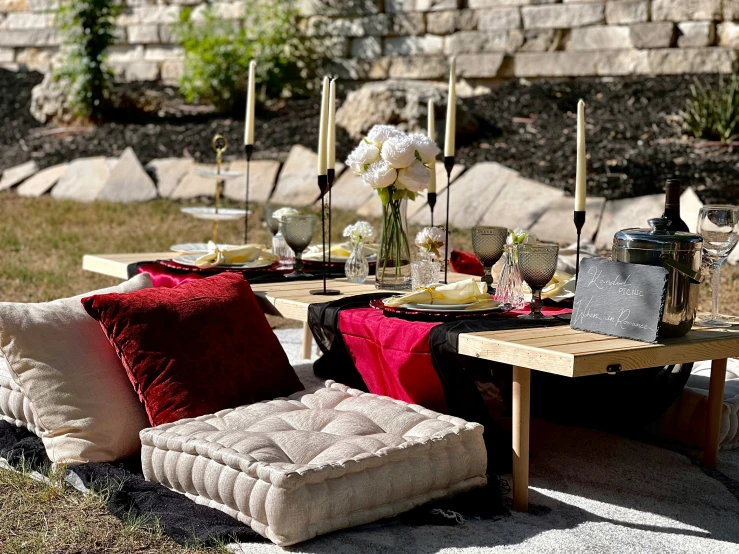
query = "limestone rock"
xmin=568 ymin=26 xmax=633 ymax=51
xmin=170 ymin=164 xmax=225 ymax=199
xmin=630 ymin=22 xmax=675 ymax=49
xmin=407 ymin=163 xmax=466 ymax=224
xmin=680 ymin=187 xmax=704 ymax=234
xmin=456 ymin=53 xmax=505 ymax=78
xmin=647 ymin=48 xmax=737 ymax=74
xmin=336 ymin=80 xmax=479 ymax=141
xmin=528 ymin=195 xmax=606 ymax=245
xmin=223 ymin=160 xmax=281 ymax=204
xmin=30 ymin=72 xmax=76 ymax=124
xmin=477 ymin=8 xmax=522 ymax=31
xmin=52 ymin=157 xmax=111 ymax=202
xmin=16 ymin=163 xmax=68 ymax=197
xmin=651 ymin=0 xmax=721 ymax=22
xmin=605 ymin=0 xmax=648 ymax=25
xmin=97 ymin=147 xmax=158 ymax=202
xmin=384 ymin=35 xmax=444 ymax=56
xmin=677 ymin=21 xmax=716 ymax=48
xmin=521 ymin=4 xmax=604 ymax=29
xmin=390 ymin=13 xmax=426 ymax=35
xmin=0 ymin=160 xmax=38 ymax=191
xmin=297 ymin=0 xmax=379 ymax=16
xmin=718 ymin=22 xmax=739 ymax=48
xmin=595 ymin=194 xmax=666 ymax=250
xmin=388 ymin=56 xmax=448 ymax=79
xmin=146 ymin=158 xmax=194 ymax=197
xmin=330 ymin=171 xmax=376 ymax=212
xmin=444 ymin=31 xmax=512 ymax=55
xmin=271 ymin=145 xmax=346 ymax=207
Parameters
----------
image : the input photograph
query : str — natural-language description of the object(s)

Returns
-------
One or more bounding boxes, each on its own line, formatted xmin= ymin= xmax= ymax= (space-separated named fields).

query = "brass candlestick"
xmin=211 ymin=134 xmax=228 ymax=245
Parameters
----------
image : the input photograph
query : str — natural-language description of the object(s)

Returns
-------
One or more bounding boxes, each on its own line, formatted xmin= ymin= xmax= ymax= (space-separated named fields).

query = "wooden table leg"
xmin=704 ymin=358 xmax=727 ymax=467
xmin=512 ymin=365 xmax=531 ymax=512
xmin=302 ymin=322 xmax=313 ymax=360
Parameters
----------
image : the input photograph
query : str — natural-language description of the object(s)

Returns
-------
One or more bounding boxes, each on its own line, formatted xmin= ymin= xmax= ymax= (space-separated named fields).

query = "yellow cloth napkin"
xmin=195 ymin=242 xmax=279 ymax=269
xmin=541 ymin=270 xmax=575 ymax=300
xmin=385 ymin=278 xmax=490 ymax=306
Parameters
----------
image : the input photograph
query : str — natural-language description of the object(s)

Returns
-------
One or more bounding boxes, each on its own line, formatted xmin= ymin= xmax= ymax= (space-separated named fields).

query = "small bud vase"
xmin=495 ymin=246 xmax=525 ymax=309
xmin=345 ymin=241 xmax=369 ymax=283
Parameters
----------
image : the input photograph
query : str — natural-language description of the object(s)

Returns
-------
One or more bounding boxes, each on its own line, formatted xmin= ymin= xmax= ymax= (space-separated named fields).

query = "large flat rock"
xmin=357 ymin=192 xmax=426 ymax=219
xmin=52 ymin=157 xmax=111 ymax=202
xmin=408 ymin=163 xmax=466 ymax=225
xmin=16 ymin=163 xmax=68 ymax=197
xmin=680 ymin=187 xmax=703 ymax=233
xmin=146 ymin=158 xmax=194 ymax=197
xmin=0 ymin=161 xmax=39 ymax=191
xmin=330 ymin=170 xmax=376 ymax=212
xmin=223 ymin=160 xmax=281 ymax=204
xmin=271 ymin=145 xmax=345 ymax=207
xmin=596 ymin=193 xmax=665 ymax=250
xmin=97 ymin=147 xmax=158 ymax=202
xmin=170 ymin=164 xmax=227 ymax=199
xmin=529 ymin=195 xmax=606 ymax=244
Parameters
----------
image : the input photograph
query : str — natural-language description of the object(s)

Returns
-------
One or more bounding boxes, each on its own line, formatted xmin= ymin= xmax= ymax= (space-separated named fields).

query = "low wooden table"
xmin=457 ymin=324 xmax=739 ymax=512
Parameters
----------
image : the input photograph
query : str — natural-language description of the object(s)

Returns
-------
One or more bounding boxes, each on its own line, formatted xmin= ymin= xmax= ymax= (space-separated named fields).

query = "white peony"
xmin=415 ymin=226 xmax=445 ymax=257
xmin=362 ymin=160 xmax=397 ymax=189
xmin=381 ymin=135 xmax=417 ymax=169
xmin=408 ymin=133 xmax=440 ymax=164
xmin=343 ymin=221 xmax=374 ymax=243
xmin=366 ymin=124 xmax=403 ymax=146
xmin=396 ymin=159 xmax=431 ymax=192
xmin=272 ymin=207 xmax=299 ymax=221
xmin=345 ymin=141 xmax=380 ymax=174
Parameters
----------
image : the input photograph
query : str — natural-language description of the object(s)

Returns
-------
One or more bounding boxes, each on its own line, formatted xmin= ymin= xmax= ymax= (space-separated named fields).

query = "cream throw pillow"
xmin=0 ymin=274 xmax=153 ymax=465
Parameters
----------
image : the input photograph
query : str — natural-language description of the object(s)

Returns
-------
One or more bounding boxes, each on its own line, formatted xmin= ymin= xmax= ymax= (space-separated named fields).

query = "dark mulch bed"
xmin=1 ymin=69 xmax=737 ymax=203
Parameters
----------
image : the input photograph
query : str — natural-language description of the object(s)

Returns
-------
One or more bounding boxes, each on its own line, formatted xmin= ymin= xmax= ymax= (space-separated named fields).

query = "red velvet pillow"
xmin=82 ymin=273 xmax=303 ymax=426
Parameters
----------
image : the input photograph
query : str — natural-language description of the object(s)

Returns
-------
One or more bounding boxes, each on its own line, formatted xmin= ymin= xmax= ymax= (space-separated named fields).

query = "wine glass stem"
xmin=711 ymin=260 xmax=722 ymax=321
xmin=484 ymin=267 xmax=493 ymax=294
xmin=295 ymin=251 xmax=304 ymax=275
xmin=531 ymin=288 xmax=543 ymax=316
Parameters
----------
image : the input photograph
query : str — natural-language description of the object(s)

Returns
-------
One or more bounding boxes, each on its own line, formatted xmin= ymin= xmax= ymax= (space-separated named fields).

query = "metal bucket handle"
xmin=659 ymin=254 xmax=703 ymax=284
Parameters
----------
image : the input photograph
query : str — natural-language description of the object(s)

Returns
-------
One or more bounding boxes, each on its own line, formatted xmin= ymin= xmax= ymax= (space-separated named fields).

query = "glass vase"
xmin=376 ymin=196 xmax=411 ymax=290
xmin=495 ymin=246 xmax=525 ymax=309
xmin=272 ymin=232 xmax=294 ymax=267
xmin=345 ymin=241 xmax=369 ymax=283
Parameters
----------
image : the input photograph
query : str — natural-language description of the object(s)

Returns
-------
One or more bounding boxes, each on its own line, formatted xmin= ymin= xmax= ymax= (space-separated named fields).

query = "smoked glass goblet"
xmin=518 ymin=242 xmax=559 ymax=319
xmin=280 ymin=214 xmax=316 ymax=279
xmin=471 ymin=226 xmax=508 ymax=294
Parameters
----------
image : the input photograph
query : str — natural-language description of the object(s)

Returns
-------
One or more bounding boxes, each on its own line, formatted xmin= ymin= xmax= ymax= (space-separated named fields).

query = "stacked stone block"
xmin=0 ymin=0 xmax=738 ymax=82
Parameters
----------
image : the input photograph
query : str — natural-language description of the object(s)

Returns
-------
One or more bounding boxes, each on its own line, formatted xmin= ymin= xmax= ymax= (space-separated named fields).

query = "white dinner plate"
xmin=180 ymin=207 xmax=248 ymax=221
xmin=170 ymin=243 xmax=236 ymax=253
xmin=172 ymin=254 xmax=274 ymax=269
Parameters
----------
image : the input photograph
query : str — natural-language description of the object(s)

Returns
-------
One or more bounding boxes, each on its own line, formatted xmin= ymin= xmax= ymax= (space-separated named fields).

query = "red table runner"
xmin=339 ymin=304 xmax=572 ymax=414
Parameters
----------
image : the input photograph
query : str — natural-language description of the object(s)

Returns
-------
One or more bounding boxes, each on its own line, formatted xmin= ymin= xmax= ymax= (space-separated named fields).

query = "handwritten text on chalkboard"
xmin=571 ymin=258 xmax=668 ymax=343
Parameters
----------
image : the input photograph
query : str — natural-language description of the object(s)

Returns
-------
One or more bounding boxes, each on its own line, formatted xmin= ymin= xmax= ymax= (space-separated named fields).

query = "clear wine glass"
xmin=471 ymin=226 xmax=508 ymax=294
xmin=280 ymin=214 xmax=317 ymax=279
xmin=696 ymin=205 xmax=739 ymax=328
xmin=518 ymin=242 xmax=559 ymax=320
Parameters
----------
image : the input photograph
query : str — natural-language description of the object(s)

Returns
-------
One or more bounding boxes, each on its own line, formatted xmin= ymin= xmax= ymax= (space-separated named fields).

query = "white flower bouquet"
xmin=346 ymin=125 xmax=440 ymax=288
xmin=343 ymin=221 xmax=374 ymax=245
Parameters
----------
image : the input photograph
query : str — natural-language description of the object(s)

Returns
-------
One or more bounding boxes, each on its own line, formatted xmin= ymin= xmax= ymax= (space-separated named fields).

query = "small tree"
xmin=177 ymin=1 xmax=322 ymax=112
xmin=55 ymin=0 xmax=120 ymax=122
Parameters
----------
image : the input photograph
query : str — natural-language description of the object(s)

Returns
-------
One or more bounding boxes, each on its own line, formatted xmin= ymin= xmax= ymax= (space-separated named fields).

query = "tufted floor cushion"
xmin=0 ymin=357 xmax=42 ymax=436
xmin=140 ymin=381 xmax=487 ymax=546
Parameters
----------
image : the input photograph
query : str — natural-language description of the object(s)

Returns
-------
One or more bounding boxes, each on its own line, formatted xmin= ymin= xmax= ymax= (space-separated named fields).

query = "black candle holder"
xmin=443 ymin=156 xmax=454 ymax=284
xmin=310 ymin=173 xmax=340 ymax=296
xmin=574 ymin=210 xmax=586 ymax=280
xmin=428 ymin=191 xmax=437 ymax=227
xmin=243 ymin=144 xmax=253 ymax=244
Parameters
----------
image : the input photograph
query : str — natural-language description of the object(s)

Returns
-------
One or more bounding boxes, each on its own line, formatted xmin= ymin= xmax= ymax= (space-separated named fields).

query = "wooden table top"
xmin=457 ymin=324 xmax=739 ymax=378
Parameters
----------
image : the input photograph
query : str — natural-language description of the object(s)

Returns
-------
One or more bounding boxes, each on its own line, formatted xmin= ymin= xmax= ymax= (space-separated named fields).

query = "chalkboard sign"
xmin=571 ymin=258 xmax=668 ymax=343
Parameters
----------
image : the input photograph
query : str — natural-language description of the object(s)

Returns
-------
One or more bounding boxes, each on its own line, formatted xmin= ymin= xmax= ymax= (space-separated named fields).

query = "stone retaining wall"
xmin=1 ymin=0 xmax=738 ymax=83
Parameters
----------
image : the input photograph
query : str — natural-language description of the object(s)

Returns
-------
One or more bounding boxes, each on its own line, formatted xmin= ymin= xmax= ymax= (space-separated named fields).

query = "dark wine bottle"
xmin=662 ymin=178 xmax=689 ymax=232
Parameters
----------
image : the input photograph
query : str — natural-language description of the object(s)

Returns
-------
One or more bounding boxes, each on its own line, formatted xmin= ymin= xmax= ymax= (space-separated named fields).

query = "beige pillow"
xmin=0 ymin=274 xmax=153 ymax=465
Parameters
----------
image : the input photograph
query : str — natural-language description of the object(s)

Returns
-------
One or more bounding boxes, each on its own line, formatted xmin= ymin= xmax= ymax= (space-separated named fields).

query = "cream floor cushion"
xmin=0 ymin=274 xmax=153 ymax=465
xmin=654 ymin=359 xmax=739 ymax=450
xmin=141 ymin=381 xmax=488 ymax=547
xmin=0 ymin=355 xmax=43 ymax=436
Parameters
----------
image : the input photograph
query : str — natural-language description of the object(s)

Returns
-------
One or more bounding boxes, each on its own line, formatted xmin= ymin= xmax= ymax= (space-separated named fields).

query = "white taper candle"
xmin=428 ymin=99 xmax=437 ymax=194
xmin=244 ymin=60 xmax=256 ymax=145
xmin=444 ymin=57 xmax=456 ymax=158
xmin=327 ymin=79 xmax=336 ymax=171
xmin=575 ymin=99 xmax=587 ymax=212
xmin=317 ymin=76 xmax=329 ymax=175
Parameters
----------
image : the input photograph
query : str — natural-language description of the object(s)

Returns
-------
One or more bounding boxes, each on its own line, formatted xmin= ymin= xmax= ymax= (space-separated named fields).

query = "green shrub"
xmin=177 ymin=1 xmax=322 ymax=112
xmin=54 ymin=0 xmax=120 ymax=122
xmin=682 ymin=75 xmax=739 ymax=143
